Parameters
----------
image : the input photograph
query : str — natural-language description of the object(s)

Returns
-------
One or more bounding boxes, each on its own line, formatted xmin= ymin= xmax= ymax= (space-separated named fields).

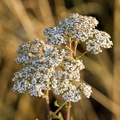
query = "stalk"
xmin=66 ymin=102 xmax=71 ymax=120
xmin=65 ymin=40 xmax=72 ymax=120
xmin=65 ymin=45 xmax=76 ymax=55
xmin=80 ymin=51 xmax=88 ymax=58
xmin=73 ymin=40 xmax=78 ymax=57
xmin=45 ymin=90 xmax=52 ymax=120
xmin=54 ymin=102 xmax=66 ymax=115
xmin=69 ymin=41 xmax=72 ymax=57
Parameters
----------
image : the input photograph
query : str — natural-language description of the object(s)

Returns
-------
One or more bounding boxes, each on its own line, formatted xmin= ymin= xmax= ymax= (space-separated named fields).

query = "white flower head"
xmin=80 ymin=83 xmax=92 ymax=98
xmin=13 ymin=13 xmax=113 ymax=102
xmin=44 ymin=13 xmax=113 ymax=54
xmin=86 ymin=29 xmax=113 ymax=54
xmin=58 ymin=13 xmax=98 ymax=42
xmin=13 ymin=39 xmax=69 ymax=97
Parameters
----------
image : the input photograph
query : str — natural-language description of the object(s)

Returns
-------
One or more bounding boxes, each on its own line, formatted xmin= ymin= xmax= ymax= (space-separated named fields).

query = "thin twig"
xmin=80 ymin=51 xmax=89 ymax=58
xmin=73 ymin=40 xmax=78 ymax=57
xmin=69 ymin=41 xmax=72 ymax=57
xmin=54 ymin=102 xmax=67 ymax=115
xmin=65 ymin=45 xmax=76 ymax=55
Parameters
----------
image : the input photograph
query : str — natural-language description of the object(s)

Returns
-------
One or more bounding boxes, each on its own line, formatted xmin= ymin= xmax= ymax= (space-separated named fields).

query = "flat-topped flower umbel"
xmin=12 ymin=39 xmax=87 ymax=102
xmin=12 ymin=13 xmax=113 ymax=103
xmin=44 ymin=13 xmax=113 ymax=54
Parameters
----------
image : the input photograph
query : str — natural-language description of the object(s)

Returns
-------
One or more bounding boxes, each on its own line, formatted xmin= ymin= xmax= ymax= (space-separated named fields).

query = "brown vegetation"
xmin=0 ymin=0 xmax=119 ymax=120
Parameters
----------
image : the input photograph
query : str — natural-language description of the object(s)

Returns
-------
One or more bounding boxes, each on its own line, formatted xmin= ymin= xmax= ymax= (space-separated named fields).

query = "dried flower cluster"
xmin=12 ymin=13 xmax=113 ymax=102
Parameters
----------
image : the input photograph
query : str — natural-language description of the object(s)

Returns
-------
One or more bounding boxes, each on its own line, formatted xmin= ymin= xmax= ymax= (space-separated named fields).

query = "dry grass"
xmin=0 ymin=0 xmax=119 ymax=120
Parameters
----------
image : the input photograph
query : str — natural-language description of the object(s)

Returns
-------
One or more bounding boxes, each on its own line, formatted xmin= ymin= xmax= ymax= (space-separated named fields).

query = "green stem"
xmin=66 ymin=102 xmax=71 ymax=120
xmin=54 ymin=102 xmax=66 ymax=115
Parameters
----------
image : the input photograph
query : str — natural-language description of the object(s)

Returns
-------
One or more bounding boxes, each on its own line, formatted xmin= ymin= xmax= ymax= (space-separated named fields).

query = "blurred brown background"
xmin=0 ymin=0 xmax=120 ymax=120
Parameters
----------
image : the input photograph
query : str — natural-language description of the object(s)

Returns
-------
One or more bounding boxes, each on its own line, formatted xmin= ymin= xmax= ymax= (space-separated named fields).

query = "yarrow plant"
xmin=12 ymin=13 xmax=113 ymax=120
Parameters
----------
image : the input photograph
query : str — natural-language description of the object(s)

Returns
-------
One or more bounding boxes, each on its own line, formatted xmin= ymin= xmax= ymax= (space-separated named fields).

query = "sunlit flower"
xmin=13 ymin=13 xmax=113 ymax=102
xmin=44 ymin=13 xmax=113 ymax=55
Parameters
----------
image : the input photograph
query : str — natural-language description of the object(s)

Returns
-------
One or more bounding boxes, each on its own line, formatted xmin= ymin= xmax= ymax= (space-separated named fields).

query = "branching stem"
xmin=69 ymin=42 xmax=73 ymax=57
xmin=65 ymin=45 xmax=76 ymax=55
xmin=73 ymin=40 xmax=78 ymax=57
xmin=65 ymin=39 xmax=73 ymax=120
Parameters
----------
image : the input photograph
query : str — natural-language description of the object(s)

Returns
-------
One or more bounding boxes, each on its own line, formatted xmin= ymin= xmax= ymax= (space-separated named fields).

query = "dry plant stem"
xmin=69 ymin=43 xmax=72 ymax=57
xmin=69 ymin=38 xmax=73 ymax=57
xmin=73 ymin=41 xmax=78 ymax=57
xmin=45 ymin=90 xmax=52 ymax=120
xmin=65 ymin=45 xmax=76 ymax=55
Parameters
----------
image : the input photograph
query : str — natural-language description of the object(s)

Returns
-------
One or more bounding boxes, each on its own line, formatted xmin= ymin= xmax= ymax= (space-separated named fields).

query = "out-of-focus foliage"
xmin=0 ymin=0 xmax=119 ymax=120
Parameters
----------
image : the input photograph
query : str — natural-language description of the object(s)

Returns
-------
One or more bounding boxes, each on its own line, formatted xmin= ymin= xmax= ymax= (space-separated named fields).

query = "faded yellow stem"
xmin=65 ymin=45 xmax=75 ymax=55
xmin=73 ymin=40 xmax=78 ymax=57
